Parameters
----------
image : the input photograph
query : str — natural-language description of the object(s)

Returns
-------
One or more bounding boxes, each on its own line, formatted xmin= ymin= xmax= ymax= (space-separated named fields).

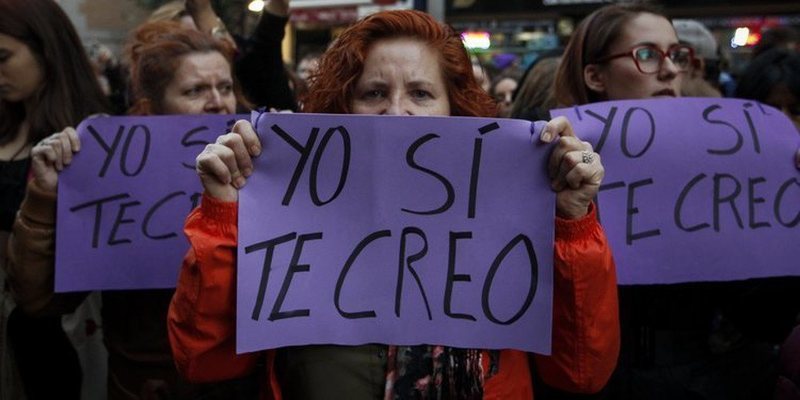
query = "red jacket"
xmin=168 ymin=194 xmax=619 ymax=399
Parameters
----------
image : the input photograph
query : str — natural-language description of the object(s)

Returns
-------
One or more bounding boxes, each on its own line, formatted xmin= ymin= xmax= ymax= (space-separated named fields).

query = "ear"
xmin=583 ymin=64 xmax=606 ymax=94
xmin=691 ymin=58 xmax=705 ymax=79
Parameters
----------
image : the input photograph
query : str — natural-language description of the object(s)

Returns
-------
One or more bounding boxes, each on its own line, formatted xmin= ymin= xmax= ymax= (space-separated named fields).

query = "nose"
xmin=658 ymin=56 xmax=680 ymax=80
xmin=383 ymin=93 xmax=411 ymax=116
xmin=205 ymin=89 xmax=224 ymax=113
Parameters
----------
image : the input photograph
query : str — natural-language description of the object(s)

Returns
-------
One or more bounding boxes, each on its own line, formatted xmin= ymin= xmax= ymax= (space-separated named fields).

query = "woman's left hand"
xmin=795 ymin=147 xmax=799 ymax=170
xmin=30 ymin=127 xmax=81 ymax=193
xmin=539 ymin=116 xmax=604 ymax=219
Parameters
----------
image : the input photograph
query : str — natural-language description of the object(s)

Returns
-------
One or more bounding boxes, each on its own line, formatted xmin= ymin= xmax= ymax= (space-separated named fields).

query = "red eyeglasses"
xmin=595 ymin=44 xmax=695 ymax=74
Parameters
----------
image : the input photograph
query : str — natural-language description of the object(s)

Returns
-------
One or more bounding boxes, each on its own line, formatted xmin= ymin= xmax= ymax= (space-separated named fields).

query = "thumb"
xmin=795 ymin=147 xmax=800 ymax=170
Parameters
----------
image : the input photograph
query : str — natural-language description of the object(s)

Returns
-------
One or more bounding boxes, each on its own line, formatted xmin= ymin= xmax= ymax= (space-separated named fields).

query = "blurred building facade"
xmin=447 ymin=0 xmax=800 ymax=77
xmin=56 ymin=0 xmax=800 ymax=79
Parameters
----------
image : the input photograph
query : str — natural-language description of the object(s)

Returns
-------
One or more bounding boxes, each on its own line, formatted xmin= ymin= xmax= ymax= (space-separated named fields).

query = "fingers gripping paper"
xmin=236 ymin=113 xmax=555 ymax=354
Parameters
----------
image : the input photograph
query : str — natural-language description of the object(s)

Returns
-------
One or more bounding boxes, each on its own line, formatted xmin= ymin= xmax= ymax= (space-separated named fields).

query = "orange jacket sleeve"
xmin=533 ymin=203 xmax=620 ymax=393
xmin=167 ymin=193 xmax=261 ymax=383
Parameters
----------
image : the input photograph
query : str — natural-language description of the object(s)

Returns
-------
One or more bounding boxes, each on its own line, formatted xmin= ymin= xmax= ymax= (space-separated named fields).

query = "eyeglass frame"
xmin=593 ymin=44 xmax=695 ymax=74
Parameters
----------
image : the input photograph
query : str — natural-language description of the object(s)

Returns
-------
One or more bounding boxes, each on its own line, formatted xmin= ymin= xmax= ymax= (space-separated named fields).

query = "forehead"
xmin=174 ymin=51 xmax=231 ymax=80
xmin=364 ymin=37 xmax=439 ymax=66
xmin=0 ymin=33 xmax=26 ymax=50
xmin=615 ymin=13 xmax=679 ymax=49
xmin=494 ymin=78 xmax=518 ymax=91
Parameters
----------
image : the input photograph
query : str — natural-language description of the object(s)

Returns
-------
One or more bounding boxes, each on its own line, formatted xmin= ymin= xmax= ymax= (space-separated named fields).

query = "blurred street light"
xmin=248 ymin=0 xmax=265 ymax=12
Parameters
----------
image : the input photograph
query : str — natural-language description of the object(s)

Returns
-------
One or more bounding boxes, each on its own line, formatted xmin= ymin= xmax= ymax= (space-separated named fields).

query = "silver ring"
xmin=581 ymin=151 xmax=594 ymax=164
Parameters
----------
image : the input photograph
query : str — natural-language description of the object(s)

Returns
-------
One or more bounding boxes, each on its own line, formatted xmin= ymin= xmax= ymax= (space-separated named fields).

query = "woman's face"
xmin=0 ymin=33 xmax=44 ymax=103
xmin=586 ymin=13 xmax=684 ymax=101
xmin=351 ymin=38 xmax=450 ymax=116
xmin=493 ymin=77 xmax=518 ymax=117
xmin=160 ymin=51 xmax=236 ymax=115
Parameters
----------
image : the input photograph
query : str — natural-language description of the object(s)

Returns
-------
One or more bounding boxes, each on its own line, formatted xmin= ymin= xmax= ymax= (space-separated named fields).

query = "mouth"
xmin=653 ymin=88 xmax=676 ymax=97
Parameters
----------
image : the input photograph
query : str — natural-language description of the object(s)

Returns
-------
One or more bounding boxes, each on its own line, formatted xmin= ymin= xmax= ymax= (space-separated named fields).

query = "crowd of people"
xmin=1 ymin=0 xmax=798 ymax=399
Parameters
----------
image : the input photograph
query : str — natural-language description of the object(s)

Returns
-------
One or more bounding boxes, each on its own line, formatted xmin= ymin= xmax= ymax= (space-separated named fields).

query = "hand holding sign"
xmin=196 ymin=119 xmax=262 ymax=202
xmin=796 ymin=148 xmax=800 ymax=170
xmin=550 ymin=97 xmax=799 ymax=284
xmin=539 ymin=116 xmax=604 ymax=219
xmin=235 ymin=112 xmax=562 ymax=353
xmin=56 ymin=114 xmax=244 ymax=291
xmin=31 ymin=127 xmax=81 ymax=193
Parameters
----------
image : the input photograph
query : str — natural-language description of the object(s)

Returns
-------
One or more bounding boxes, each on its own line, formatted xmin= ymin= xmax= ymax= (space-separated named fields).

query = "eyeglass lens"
xmin=633 ymin=46 xmax=692 ymax=73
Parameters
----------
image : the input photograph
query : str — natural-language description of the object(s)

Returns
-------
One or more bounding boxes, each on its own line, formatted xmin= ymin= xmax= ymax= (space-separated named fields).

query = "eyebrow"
xmin=358 ymin=79 xmax=388 ymax=86
xmin=631 ymin=41 xmax=681 ymax=49
xmin=181 ymin=78 xmax=233 ymax=87
xmin=407 ymin=80 xmax=436 ymax=88
xmin=355 ymin=78 xmax=439 ymax=92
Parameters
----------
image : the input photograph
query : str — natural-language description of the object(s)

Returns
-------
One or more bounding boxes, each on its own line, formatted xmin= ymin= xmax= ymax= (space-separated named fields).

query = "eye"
xmin=669 ymin=48 xmax=693 ymax=67
xmin=411 ymin=89 xmax=432 ymax=100
xmin=184 ymin=87 xmax=202 ymax=96
xmin=634 ymin=47 xmax=659 ymax=62
xmin=362 ymin=89 xmax=385 ymax=100
xmin=219 ymin=84 xmax=233 ymax=95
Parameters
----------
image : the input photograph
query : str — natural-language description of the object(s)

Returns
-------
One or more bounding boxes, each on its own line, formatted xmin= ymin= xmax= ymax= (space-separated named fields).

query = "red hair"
xmin=124 ymin=21 xmax=235 ymax=115
xmin=301 ymin=10 xmax=496 ymax=117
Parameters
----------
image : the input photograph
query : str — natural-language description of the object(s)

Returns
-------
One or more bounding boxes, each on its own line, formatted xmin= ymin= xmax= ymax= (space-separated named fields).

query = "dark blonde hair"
xmin=301 ymin=10 xmax=497 ymax=117
xmin=510 ymin=56 xmax=561 ymax=121
xmin=554 ymin=4 xmax=668 ymax=106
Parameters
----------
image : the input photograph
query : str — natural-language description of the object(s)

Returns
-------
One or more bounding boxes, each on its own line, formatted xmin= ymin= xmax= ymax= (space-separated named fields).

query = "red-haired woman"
xmin=168 ymin=10 xmax=619 ymax=400
xmin=125 ymin=21 xmax=238 ymax=115
xmin=8 ymin=21 xmax=251 ymax=399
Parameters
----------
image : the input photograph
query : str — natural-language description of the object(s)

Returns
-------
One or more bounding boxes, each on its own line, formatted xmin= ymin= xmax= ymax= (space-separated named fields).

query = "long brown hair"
xmin=510 ymin=56 xmax=561 ymax=121
xmin=554 ymin=4 xmax=667 ymax=106
xmin=301 ymin=10 xmax=497 ymax=118
xmin=124 ymin=21 xmax=238 ymax=115
xmin=0 ymin=0 xmax=109 ymax=145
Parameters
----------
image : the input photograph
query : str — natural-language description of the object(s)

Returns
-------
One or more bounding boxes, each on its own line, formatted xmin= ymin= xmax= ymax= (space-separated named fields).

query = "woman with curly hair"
xmin=168 ymin=9 xmax=619 ymax=400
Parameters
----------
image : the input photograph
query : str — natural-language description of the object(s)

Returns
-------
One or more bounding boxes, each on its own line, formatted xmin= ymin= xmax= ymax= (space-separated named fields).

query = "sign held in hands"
xmin=551 ymin=98 xmax=799 ymax=284
xmin=56 ymin=115 xmax=244 ymax=291
xmin=236 ymin=113 xmax=556 ymax=354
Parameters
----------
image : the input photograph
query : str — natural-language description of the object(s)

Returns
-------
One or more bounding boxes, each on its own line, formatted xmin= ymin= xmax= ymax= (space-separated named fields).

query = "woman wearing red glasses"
xmin=552 ymin=4 xmax=799 ymax=400
xmin=555 ymin=4 xmax=692 ymax=105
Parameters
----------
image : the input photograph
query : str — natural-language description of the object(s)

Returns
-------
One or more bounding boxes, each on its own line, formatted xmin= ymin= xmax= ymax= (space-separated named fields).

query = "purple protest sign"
xmin=56 ymin=114 xmax=245 ymax=291
xmin=237 ymin=113 xmax=555 ymax=354
xmin=551 ymin=98 xmax=799 ymax=284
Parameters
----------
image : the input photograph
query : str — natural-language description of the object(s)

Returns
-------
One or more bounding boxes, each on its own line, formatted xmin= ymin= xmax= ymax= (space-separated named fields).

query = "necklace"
xmin=3 ymin=142 xmax=31 ymax=162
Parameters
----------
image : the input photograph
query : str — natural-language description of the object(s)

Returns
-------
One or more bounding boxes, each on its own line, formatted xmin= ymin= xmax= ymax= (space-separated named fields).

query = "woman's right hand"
xmin=196 ymin=120 xmax=262 ymax=202
xmin=795 ymin=147 xmax=799 ymax=170
xmin=30 ymin=127 xmax=81 ymax=193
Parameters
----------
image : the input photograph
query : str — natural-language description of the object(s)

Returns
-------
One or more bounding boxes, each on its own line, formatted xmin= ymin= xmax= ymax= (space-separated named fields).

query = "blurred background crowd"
xmin=62 ymin=0 xmax=800 ymax=118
